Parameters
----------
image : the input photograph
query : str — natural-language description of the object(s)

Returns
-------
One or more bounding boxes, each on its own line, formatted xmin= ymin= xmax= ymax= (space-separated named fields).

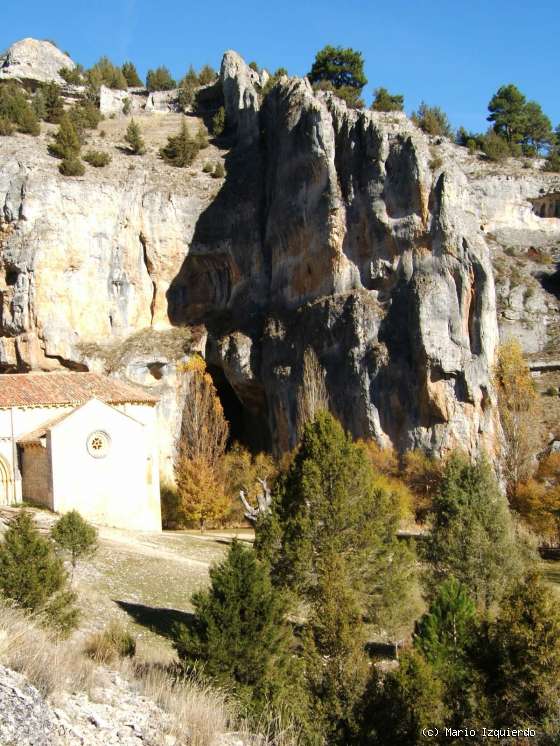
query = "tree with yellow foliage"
xmin=514 ymin=453 xmax=560 ymax=545
xmin=175 ymin=355 xmax=230 ymax=531
xmin=494 ymin=340 xmax=541 ymax=498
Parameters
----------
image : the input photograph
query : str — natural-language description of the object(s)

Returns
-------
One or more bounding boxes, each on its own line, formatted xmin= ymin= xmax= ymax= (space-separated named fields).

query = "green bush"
xmin=43 ymin=82 xmax=64 ymax=123
xmin=177 ymin=66 xmax=198 ymax=110
xmin=122 ymin=97 xmax=131 ymax=115
xmin=59 ymin=157 xmax=85 ymax=176
xmin=0 ymin=116 xmax=14 ymax=135
xmin=198 ymin=65 xmax=217 ymax=86
xmin=58 ymin=65 xmax=84 ymax=85
xmin=0 ymin=511 xmax=78 ymax=634
xmin=83 ymin=150 xmax=111 ymax=168
xmin=124 ymin=118 xmax=146 ymax=154
xmin=146 ymin=66 xmax=176 ymax=92
xmin=49 ymin=114 xmax=81 ymax=159
xmin=371 ymin=87 xmax=404 ymax=112
xmin=202 ymin=162 xmax=213 ymax=173
xmin=482 ymin=131 xmax=512 ymax=161
xmin=411 ymin=102 xmax=453 ymax=138
xmin=31 ymin=90 xmax=46 ymax=120
xmin=51 ymin=511 xmax=98 ymax=577
xmin=68 ymin=101 xmax=102 ymax=136
xmin=160 ymin=120 xmax=207 ymax=167
xmin=212 ymin=162 xmax=225 ymax=178
xmin=85 ymin=622 xmax=136 ymax=663
xmin=0 ymin=83 xmax=41 ymax=135
xmin=211 ymin=106 xmax=225 ymax=136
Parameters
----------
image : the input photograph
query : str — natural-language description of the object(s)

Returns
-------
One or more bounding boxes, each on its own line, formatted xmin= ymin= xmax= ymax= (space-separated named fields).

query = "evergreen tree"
xmin=487 ymin=84 xmax=528 ymax=144
xmin=358 ymin=649 xmax=446 ymax=746
xmin=198 ymin=64 xmax=217 ymax=86
xmin=51 ymin=510 xmax=98 ymax=580
xmin=44 ymin=82 xmax=64 ymax=123
xmin=124 ymin=118 xmax=146 ymax=155
xmin=211 ymin=106 xmax=226 ymax=136
xmin=0 ymin=83 xmax=40 ymax=135
xmin=177 ymin=66 xmax=199 ymax=110
xmin=121 ymin=61 xmax=142 ymax=87
xmin=32 ymin=89 xmax=46 ymax=120
xmin=48 ymin=113 xmax=81 ymax=159
xmin=425 ymin=454 xmax=529 ymax=610
xmin=160 ymin=119 xmax=203 ymax=167
xmin=263 ymin=412 xmax=414 ymax=629
xmin=308 ymin=45 xmax=367 ymax=99
xmin=371 ymin=87 xmax=404 ymax=112
xmin=172 ymin=540 xmax=309 ymax=726
xmin=522 ymin=100 xmax=553 ymax=154
xmin=146 ymin=66 xmax=176 ymax=92
xmin=88 ymin=56 xmax=128 ymax=90
xmin=0 ymin=511 xmax=78 ymax=633
xmin=545 ymin=125 xmax=560 ymax=172
xmin=414 ymin=578 xmax=484 ymax=726
xmin=486 ymin=573 xmax=560 ymax=734
xmin=411 ymin=102 xmax=453 ymax=138
xmin=59 ymin=157 xmax=85 ymax=176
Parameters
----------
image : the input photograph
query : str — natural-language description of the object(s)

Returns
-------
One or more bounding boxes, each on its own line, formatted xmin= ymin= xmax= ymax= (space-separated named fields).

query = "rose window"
xmin=86 ymin=431 xmax=111 ymax=458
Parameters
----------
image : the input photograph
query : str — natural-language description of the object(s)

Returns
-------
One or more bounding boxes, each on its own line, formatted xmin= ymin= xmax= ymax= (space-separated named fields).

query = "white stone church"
xmin=0 ymin=372 xmax=162 ymax=531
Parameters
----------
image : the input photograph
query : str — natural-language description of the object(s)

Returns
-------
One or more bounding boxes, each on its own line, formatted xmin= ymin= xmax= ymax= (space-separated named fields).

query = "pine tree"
xmin=146 ymin=66 xmax=176 ymax=92
xmin=177 ymin=66 xmax=199 ymax=110
xmin=172 ymin=540 xmax=309 ymax=725
xmin=211 ymin=106 xmax=226 ymax=136
xmin=48 ymin=113 xmax=81 ymax=159
xmin=159 ymin=119 xmax=200 ymax=167
xmin=411 ymin=102 xmax=453 ymax=138
xmin=358 ymin=649 xmax=447 ymax=745
xmin=0 ymin=511 xmax=78 ymax=633
xmin=487 ymin=84 xmax=528 ymax=144
xmin=425 ymin=454 xmax=529 ymax=609
xmin=44 ymin=82 xmax=64 ymax=123
xmin=124 ymin=118 xmax=146 ymax=155
xmin=487 ymin=573 xmax=560 ymax=733
xmin=121 ymin=61 xmax=142 ymax=87
xmin=198 ymin=65 xmax=217 ymax=86
xmin=51 ymin=510 xmax=98 ymax=580
xmin=371 ymin=87 xmax=404 ymax=112
xmin=308 ymin=45 xmax=367 ymax=104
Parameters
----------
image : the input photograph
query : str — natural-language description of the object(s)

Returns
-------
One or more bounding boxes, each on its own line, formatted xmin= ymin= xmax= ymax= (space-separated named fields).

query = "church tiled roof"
xmin=0 ymin=372 xmax=158 ymax=408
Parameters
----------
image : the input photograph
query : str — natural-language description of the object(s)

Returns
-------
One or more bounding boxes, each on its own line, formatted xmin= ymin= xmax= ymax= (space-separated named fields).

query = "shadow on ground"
xmin=116 ymin=600 xmax=196 ymax=639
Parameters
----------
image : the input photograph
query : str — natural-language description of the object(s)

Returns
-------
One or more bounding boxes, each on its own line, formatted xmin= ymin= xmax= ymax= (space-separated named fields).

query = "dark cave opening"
xmin=206 ymin=364 xmax=271 ymax=453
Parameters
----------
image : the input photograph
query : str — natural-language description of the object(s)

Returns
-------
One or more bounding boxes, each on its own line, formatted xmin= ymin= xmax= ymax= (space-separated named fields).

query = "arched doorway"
xmin=0 ymin=457 xmax=12 ymax=506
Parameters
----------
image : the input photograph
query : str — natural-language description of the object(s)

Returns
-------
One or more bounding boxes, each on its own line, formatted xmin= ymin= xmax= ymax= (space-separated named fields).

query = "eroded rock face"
xmin=0 ymin=38 xmax=75 ymax=86
xmin=4 ymin=48 xmax=557 ymax=461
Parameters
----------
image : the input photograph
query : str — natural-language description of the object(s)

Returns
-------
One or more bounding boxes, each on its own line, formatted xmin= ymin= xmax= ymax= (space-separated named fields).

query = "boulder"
xmin=0 ymin=38 xmax=75 ymax=86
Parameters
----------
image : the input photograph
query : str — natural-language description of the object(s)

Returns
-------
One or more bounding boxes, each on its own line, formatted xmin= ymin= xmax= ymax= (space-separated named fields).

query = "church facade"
xmin=0 ymin=372 xmax=161 ymax=531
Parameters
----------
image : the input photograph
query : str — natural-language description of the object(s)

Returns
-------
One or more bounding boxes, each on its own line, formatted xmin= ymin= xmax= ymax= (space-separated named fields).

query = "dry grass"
xmin=0 ymin=601 xmax=94 ymax=698
xmin=84 ymin=621 xmax=136 ymax=664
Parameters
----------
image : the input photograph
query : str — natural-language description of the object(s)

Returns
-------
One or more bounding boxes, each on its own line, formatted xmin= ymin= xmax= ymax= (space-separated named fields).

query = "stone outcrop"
xmin=2 ymin=45 xmax=559 ymax=461
xmin=0 ymin=38 xmax=75 ymax=86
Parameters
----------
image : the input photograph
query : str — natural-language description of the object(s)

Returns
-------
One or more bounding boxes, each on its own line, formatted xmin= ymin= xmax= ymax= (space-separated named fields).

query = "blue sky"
xmin=3 ymin=0 xmax=558 ymax=133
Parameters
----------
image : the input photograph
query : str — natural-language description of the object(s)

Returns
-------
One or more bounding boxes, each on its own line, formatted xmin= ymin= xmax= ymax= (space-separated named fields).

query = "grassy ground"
xmin=0 ymin=507 xmax=253 ymax=663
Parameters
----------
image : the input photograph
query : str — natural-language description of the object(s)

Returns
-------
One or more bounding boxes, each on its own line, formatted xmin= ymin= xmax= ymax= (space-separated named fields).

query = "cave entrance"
xmin=206 ymin=364 xmax=271 ymax=453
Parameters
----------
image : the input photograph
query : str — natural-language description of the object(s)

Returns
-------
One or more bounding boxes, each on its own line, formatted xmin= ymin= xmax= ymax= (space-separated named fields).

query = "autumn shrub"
xmin=175 ymin=455 xmax=229 ymax=531
xmin=221 ymin=443 xmax=277 ymax=526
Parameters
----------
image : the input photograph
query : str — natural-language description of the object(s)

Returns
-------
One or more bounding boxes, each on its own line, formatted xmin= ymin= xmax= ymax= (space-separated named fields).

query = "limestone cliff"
xmin=1 ymin=45 xmax=559 ymax=465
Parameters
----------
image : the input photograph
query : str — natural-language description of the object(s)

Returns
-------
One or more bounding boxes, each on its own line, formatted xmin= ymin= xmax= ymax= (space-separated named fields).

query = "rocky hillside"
xmin=1 ymin=40 xmax=560 ymax=464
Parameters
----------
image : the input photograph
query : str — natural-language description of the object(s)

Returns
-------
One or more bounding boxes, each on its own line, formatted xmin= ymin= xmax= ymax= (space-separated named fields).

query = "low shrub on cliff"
xmin=0 ymin=83 xmax=40 ymax=135
xmin=59 ymin=157 xmax=85 ymax=176
xmin=411 ymin=102 xmax=453 ymax=138
xmin=160 ymin=119 xmax=208 ymax=167
xmin=0 ymin=116 xmax=15 ymax=136
xmin=83 ymin=149 xmax=111 ymax=167
xmin=124 ymin=117 xmax=146 ymax=154
xmin=48 ymin=113 xmax=81 ymax=159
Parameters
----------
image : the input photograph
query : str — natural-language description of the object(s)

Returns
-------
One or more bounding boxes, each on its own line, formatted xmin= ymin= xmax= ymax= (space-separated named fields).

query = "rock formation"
xmin=0 ymin=38 xmax=75 ymax=86
xmin=2 ymin=43 xmax=560 ymax=465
